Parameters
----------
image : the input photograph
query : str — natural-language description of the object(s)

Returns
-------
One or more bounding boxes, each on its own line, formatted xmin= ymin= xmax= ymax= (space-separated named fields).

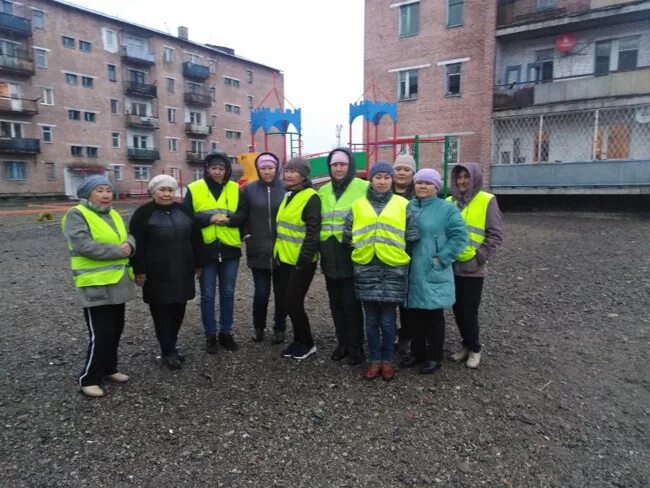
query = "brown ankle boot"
xmin=381 ymin=363 xmax=395 ymax=381
xmin=363 ymin=363 xmax=382 ymax=381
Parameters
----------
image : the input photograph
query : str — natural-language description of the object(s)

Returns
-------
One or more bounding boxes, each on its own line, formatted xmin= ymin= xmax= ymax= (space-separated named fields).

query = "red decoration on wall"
xmin=556 ymin=33 xmax=576 ymax=53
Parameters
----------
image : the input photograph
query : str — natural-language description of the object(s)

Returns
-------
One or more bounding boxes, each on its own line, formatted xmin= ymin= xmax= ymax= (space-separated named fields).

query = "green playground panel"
xmin=308 ymin=152 xmax=367 ymax=178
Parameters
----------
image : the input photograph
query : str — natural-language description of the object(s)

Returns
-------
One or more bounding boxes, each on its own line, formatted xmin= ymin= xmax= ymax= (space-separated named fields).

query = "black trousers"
xmin=149 ymin=302 xmax=186 ymax=356
xmin=325 ymin=276 xmax=364 ymax=350
xmin=79 ymin=304 xmax=125 ymax=387
xmin=397 ymin=306 xmax=412 ymax=345
xmin=408 ymin=308 xmax=445 ymax=362
xmin=277 ymin=262 xmax=316 ymax=347
xmin=452 ymin=275 xmax=484 ymax=353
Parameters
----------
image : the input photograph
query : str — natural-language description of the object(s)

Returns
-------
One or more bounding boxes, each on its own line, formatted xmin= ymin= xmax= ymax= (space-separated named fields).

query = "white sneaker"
xmin=450 ymin=346 xmax=470 ymax=362
xmin=80 ymin=385 xmax=105 ymax=398
xmin=106 ymin=372 xmax=129 ymax=383
xmin=466 ymin=351 xmax=481 ymax=369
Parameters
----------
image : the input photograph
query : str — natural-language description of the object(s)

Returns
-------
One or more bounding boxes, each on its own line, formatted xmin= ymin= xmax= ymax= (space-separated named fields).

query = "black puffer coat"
xmin=129 ymin=201 xmax=204 ymax=304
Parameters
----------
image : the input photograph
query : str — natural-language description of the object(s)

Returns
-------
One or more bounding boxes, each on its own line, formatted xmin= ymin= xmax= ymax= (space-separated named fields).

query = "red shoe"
xmin=363 ymin=363 xmax=382 ymax=381
xmin=381 ymin=363 xmax=395 ymax=382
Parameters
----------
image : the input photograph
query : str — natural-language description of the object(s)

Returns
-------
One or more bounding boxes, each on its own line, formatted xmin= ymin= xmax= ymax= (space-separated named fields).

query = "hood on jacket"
xmin=204 ymin=150 xmax=232 ymax=183
xmin=254 ymin=151 xmax=281 ymax=186
xmin=450 ymin=162 xmax=483 ymax=203
xmin=327 ymin=147 xmax=357 ymax=188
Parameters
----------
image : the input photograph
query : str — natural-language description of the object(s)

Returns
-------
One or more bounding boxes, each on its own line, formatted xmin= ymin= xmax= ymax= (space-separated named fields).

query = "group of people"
xmin=62 ymin=148 xmax=502 ymax=397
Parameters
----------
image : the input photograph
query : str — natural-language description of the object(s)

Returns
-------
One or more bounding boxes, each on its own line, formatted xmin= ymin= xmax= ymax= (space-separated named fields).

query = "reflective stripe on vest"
xmin=350 ymin=194 xmax=410 ymax=266
xmin=446 ymin=191 xmax=494 ymax=262
xmin=188 ymin=179 xmax=241 ymax=247
xmin=319 ymin=178 xmax=368 ymax=242
xmin=273 ymin=188 xmax=318 ymax=265
xmin=61 ymin=205 xmax=132 ymax=287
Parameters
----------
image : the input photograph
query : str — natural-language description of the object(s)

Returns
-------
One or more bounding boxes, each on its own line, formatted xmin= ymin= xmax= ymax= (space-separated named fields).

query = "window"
xmin=134 ymin=166 xmax=150 ymax=181
xmin=163 ymin=46 xmax=175 ymax=63
xmin=112 ymin=132 xmax=120 ymax=148
xmin=248 ymin=95 xmax=254 ymax=109
xmin=444 ymin=136 xmax=460 ymax=165
xmin=170 ymin=167 xmax=180 ymax=180
xmin=0 ymin=121 xmax=22 ymax=138
xmin=618 ymin=36 xmax=639 ymax=71
xmin=537 ymin=0 xmax=557 ymax=11
xmin=447 ymin=0 xmax=463 ymax=27
xmin=41 ymin=88 xmax=54 ymax=105
xmin=533 ymin=131 xmax=550 ymax=162
xmin=190 ymin=140 xmax=204 ymax=154
xmin=42 ymin=126 xmax=53 ymax=143
xmin=68 ymin=110 xmax=81 ymax=120
xmin=128 ymin=69 xmax=145 ymax=84
xmin=594 ymin=40 xmax=612 ymax=76
xmin=166 ymin=77 xmax=175 ymax=93
xmin=132 ymin=135 xmax=148 ymax=149
xmin=45 ymin=162 xmax=56 ymax=180
xmin=190 ymin=111 xmax=202 ymax=125
xmin=167 ymin=107 xmax=177 ymax=123
xmin=445 ymin=63 xmax=462 ymax=96
xmin=32 ymin=9 xmax=45 ymax=29
xmin=65 ymin=73 xmax=78 ymax=85
xmin=192 ymin=168 xmax=203 ymax=181
xmin=130 ymin=102 xmax=147 ymax=116
xmin=111 ymin=165 xmax=123 ymax=181
xmin=82 ymin=76 xmax=94 ymax=88
xmin=4 ymin=161 xmax=26 ymax=181
xmin=224 ymin=77 xmax=240 ymax=88
xmin=399 ymin=2 xmax=419 ymax=37
xmin=107 ymin=64 xmax=117 ymax=82
xmin=505 ymin=65 xmax=521 ymax=87
xmin=102 ymin=28 xmax=118 ymax=52
xmin=86 ymin=147 xmax=98 ymax=158
xmin=84 ymin=112 xmax=96 ymax=122
xmin=110 ymin=99 xmax=119 ymax=115
xmin=62 ymin=36 xmax=75 ymax=49
xmin=247 ymin=70 xmax=253 ymax=84
xmin=398 ymin=69 xmax=418 ymax=100
xmin=71 ymin=145 xmax=83 ymax=156
xmin=168 ymin=138 xmax=178 ymax=152
xmin=225 ymin=104 xmax=241 ymax=114
xmin=79 ymin=40 xmax=92 ymax=53
xmin=225 ymin=130 xmax=242 ymax=140
xmin=528 ymin=49 xmax=554 ymax=83
xmin=35 ymin=48 xmax=47 ymax=68
xmin=210 ymin=87 xmax=216 ymax=101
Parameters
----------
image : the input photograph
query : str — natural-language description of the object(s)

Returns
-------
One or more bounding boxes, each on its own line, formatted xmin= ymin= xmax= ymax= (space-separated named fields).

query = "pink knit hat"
xmin=256 ymin=153 xmax=279 ymax=169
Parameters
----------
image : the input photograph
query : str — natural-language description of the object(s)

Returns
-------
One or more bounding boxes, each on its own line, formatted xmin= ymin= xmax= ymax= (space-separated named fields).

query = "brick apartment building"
xmin=0 ymin=0 xmax=283 ymax=199
xmin=364 ymin=0 xmax=650 ymax=194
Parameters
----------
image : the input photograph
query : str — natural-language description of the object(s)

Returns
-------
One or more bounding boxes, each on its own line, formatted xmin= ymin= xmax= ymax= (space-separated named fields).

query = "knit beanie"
xmin=76 ymin=174 xmax=112 ymax=199
xmin=255 ymin=152 xmax=279 ymax=169
xmin=285 ymin=157 xmax=310 ymax=179
xmin=393 ymin=153 xmax=416 ymax=173
xmin=148 ymin=174 xmax=178 ymax=194
xmin=369 ymin=160 xmax=394 ymax=179
xmin=414 ymin=168 xmax=443 ymax=191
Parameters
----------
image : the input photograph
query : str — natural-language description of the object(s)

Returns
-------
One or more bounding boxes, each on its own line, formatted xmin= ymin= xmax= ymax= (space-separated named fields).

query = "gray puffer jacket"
xmin=62 ymin=202 xmax=136 ymax=308
xmin=344 ymin=188 xmax=419 ymax=303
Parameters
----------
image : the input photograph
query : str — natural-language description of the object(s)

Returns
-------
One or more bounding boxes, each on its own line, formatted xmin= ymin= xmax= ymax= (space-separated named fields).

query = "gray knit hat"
xmin=285 ymin=157 xmax=310 ymax=179
xmin=393 ymin=153 xmax=416 ymax=172
xmin=76 ymin=174 xmax=112 ymax=199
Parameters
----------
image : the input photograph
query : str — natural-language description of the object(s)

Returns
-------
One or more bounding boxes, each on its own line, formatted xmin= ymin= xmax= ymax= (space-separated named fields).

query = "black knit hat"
xmin=204 ymin=149 xmax=230 ymax=168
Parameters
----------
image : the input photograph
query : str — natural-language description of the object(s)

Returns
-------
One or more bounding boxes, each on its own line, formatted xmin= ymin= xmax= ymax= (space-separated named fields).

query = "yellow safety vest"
xmin=319 ymin=178 xmax=368 ymax=242
xmin=446 ymin=191 xmax=494 ymax=262
xmin=62 ymin=205 xmax=133 ymax=287
xmin=188 ymin=179 xmax=241 ymax=247
xmin=350 ymin=194 xmax=410 ymax=266
xmin=274 ymin=188 xmax=318 ymax=265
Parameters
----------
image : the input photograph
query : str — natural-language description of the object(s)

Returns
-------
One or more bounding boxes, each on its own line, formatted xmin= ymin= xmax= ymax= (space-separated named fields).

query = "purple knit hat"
xmin=256 ymin=153 xmax=279 ymax=169
xmin=414 ymin=168 xmax=442 ymax=191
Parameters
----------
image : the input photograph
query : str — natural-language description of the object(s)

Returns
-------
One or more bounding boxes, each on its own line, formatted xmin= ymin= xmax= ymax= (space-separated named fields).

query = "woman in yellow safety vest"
xmin=344 ymin=161 xmax=420 ymax=382
xmin=447 ymin=162 xmax=503 ymax=369
xmin=61 ymin=175 xmax=136 ymax=398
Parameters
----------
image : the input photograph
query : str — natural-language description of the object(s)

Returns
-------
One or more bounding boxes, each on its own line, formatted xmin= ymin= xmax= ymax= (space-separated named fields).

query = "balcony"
xmin=0 ymin=97 xmax=38 ymax=115
xmin=123 ymin=81 xmax=157 ymax=98
xmin=125 ymin=113 xmax=159 ymax=129
xmin=0 ymin=50 xmax=34 ymax=76
xmin=127 ymin=147 xmax=159 ymax=160
xmin=494 ymin=85 xmax=535 ymax=110
xmin=184 ymin=91 xmax=212 ymax=107
xmin=0 ymin=137 xmax=40 ymax=154
xmin=186 ymin=151 xmax=206 ymax=164
xmin=120 ymin=45 xmax=155 ymax=65
xmin=0 ymin=11 xmax=32 ymax=37
xmin=184 ymin=122 xmax=212 ymax=136
xmin=182 ymin=61 xmax=210 ymax=81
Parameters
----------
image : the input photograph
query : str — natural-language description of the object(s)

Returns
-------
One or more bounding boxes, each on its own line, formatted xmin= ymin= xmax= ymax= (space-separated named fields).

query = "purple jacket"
xmin=449 ymin=162 xmax=503 ymax=278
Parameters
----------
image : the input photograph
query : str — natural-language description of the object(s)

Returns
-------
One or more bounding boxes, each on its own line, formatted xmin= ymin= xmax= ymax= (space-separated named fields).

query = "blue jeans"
xmin=362 ymin=301 xmax=397 ymax=363
xmin=251 ymin=268 xmax=286 ymax=331
xmin=199 ymin=257 xmax=239 ymax=336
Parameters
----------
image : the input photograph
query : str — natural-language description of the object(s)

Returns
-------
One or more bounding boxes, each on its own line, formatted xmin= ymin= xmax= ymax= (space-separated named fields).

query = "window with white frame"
xmin=447 ymin=0 xmax=463 ymax=27
xmin=167 ymin=107 xmax=177 ymax=123
xmin=132 ymin=135 xmax=148 ymax=149
xmin=134 ymin=166 xmax=150 ymax=181
xmin=163 ymin=46 xmax=175 ymax=63
xmin=107 ymin=64 xmax=117 ymax=82
xmin=166 ymin=77 xmax=175 ymax=93
xmin=32 ymin=9 xmax=45 ymax=29
xmin=247 ymin=95 xmax=254 ymax=109
xmin=110 ymin=98 xmax=119 ymax=115
xmin=45 ymin=162 xmax=55 ymax=180
xmin=189 ymin=111 xmax=202 ymax=125
xmin=247 ymin=70 xmax=253 ymax=84
xmin=618 ymin=36 xmax=639 ymax=71
xmin=190 ymin=140 xmax=204 ymax=155
xmin=42 ymin=125 xmax=53 ymax=143
xmin=192 ymin=167 xmax=203 ymax=181
xmin=225 ymin=130 xmax=242 ymax=140
xmin=224 ymin=76 xmax=240 ymax=88
xmin=112 ymin=132 xmax=120 ymax=148
xmin=41 ymin=87 xmax=54 ymax=105
xmin=444 ymin=136 xmax=460 ymax=165
xmin=35 ymin=48 xmax=47 ymax=68
xmin=398 ymin=69 xmax=418 ymax=100
xmin=399 ymin=2 xmax=419 ymax=37
xmin=168 ymin=138 xmax=178 ymax=152
xmin=130 ymin=102 xmax=147 ymax=116
xmin=445 ymin=63 xmax=462 ymax=96
xmin=170 ymin=167 xmax=180 ymax=180
xmin=225 ymin=103 xmax=241 ymax=114
xmin=0 ymin=121 xmax=22 ymax=138
xmin=111 ymin=164 xmax=123 ymax=181
xmin=102 ymin=28 xmax=118 ymax=52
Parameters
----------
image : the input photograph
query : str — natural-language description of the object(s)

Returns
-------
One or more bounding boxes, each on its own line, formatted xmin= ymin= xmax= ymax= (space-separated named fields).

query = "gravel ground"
xmin=0 ymin=208 xmax=648 ymax=487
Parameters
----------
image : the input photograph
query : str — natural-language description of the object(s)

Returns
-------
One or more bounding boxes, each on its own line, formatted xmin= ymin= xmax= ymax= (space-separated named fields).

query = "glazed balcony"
xmin=0 ymin=137 xmax=40 ymax=154
xmin=0 ymin=97 xmax=38 ymax=115
xmin=184 ymin=122 xmax=212 ymax=136
xmin=123 ymin=81 xmax=157 ymax=98
xmin=0 ymin=50 xmax=34 ymax=76
xmin=120 ymin=45 xmax=155 ymax=65
xmin=125 ymin=113 xmax=159 ymax=129
xmin=182 ymin=61 xmax=210 ymax=81
xmin=186 ymin=151 xmax=206 ymax=164
xmin=184 ymin=91 xmax=212 ymax=107
xmin=0 ymin=11 xmax=32 ymax=37
xmin=127 ymin=147 xmax=159 ymax=160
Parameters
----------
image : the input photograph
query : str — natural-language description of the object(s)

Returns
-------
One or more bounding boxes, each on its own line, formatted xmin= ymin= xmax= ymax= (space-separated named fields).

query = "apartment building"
xmin=0 ymin=0 xmax=283 ymax=198
xmin=364 ymin=0 xmax=650 ymax=194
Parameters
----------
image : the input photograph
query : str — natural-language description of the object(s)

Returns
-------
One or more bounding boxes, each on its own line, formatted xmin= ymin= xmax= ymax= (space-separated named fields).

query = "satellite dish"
xmin=556 ymin=33 xmax=576 ymax=53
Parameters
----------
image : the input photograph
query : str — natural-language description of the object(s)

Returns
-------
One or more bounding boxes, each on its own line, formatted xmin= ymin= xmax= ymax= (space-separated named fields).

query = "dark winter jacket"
xmin=237 ymin=152 xmax=285 ymax=270
xmin=344 ymin=187 xmax=420 ymax=303
xmin=393 ymin=184 xmax=414 ymax=201
xmin=448 ymin=162 xmax=503 ymax=278
xmin=280 ymin=180 xmax=321 ymax=269
xmin=183 ymin=157 xmax=244 ymax=262
xmin=129 ymin=201 xmax=204 ymax=304
xmin=319 ymin=147 xmax=368 ymax=279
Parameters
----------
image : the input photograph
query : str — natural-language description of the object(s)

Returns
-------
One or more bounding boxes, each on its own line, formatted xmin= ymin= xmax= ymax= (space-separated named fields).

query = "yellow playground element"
xmin=237 ymin=152 xmax=259 ymax=185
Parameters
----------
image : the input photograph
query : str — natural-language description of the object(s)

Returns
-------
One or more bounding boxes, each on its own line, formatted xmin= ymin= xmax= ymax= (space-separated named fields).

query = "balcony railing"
xmin=125 ymin=113 xmax=159 ymax=129
xmin=120 ymin=45 xmax=155 ymax=65
xmin=0 ymin=11 xmax=32 ymax=36
xmin=0 ymin=51 xmax=34 ymax=76
xmin=182 ymin=61 xmax=210 ymax=80
xmin=184 ymin=91 xmax=212 ymax=106
xmin=127 ymin=147 xmax=159 ymax=160
xmin=186 ymin=151 xmax=206 ymax=164
xmin=184 ymin=122 xmax=212 ymax=136
xmin=123 ymin=81 xmax=157 ymax=98
xmin=0 ymin=137 xmax=40 ymax=154
xmin=0 ymin=97 xmax=38 ymax=115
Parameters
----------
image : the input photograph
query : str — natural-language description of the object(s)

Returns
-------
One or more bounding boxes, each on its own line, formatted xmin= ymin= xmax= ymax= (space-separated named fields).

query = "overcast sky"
xmin=66 ymin=0 xmax=365 ymax=155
